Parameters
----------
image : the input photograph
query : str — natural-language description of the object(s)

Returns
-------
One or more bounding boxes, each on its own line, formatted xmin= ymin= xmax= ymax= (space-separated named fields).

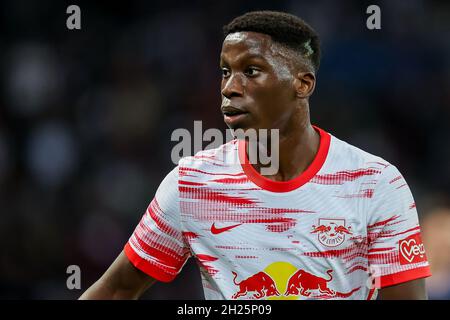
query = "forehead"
xmin=221 ymin=31 xmax=274 ymax=60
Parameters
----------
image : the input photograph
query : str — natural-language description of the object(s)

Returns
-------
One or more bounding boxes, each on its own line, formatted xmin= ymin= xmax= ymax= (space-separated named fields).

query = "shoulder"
xmin=155 ymin=166 xmax=180 ymax=200
xmin=327 ymin=133 xmax=391 ymax=171
xmin=326 ymin=132 xmax=409 ymax=193
xmin=178 ymin=139 xmax=239 ymax=172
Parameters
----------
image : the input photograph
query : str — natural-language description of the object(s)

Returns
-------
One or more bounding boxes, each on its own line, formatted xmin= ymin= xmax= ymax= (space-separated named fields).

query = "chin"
xmin=225 ymin=121 xmax=245 ymax=131
xmin=228 ymin=126 xmax=260 ymax=141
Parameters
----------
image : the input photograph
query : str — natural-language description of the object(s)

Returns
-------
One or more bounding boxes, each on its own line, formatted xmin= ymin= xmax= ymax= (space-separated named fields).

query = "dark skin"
xmin=79 ymin=31 xmax=427 ymax=300
xmin=220 ymin=31 xmax=319 ymax=181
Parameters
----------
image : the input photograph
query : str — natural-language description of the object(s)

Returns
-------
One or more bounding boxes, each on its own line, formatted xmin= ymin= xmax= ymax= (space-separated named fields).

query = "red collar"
xmin=238 ymin=126 xmax=331 ymax=192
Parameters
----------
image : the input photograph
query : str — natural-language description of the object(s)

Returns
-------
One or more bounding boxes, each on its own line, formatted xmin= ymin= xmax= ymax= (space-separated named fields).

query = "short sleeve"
xmin=367 ymin=164 xmax=431 ymax=288
xmin=124 ymin=166 xmax=191 ymax=282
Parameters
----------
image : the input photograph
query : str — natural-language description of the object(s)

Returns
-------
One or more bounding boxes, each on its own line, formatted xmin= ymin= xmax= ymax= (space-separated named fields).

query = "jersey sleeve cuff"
xmin=124 ymin=242 xmax=177 ymax=283
xmin=376 ymin=266 xmax=432 ymax=288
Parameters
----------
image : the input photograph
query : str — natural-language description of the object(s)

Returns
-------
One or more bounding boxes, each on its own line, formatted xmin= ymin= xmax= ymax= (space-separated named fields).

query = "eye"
xmin=221 ymin=68 xmax=230 ymax=78
xmin=244 ymin=66 xmax=260 ymax=77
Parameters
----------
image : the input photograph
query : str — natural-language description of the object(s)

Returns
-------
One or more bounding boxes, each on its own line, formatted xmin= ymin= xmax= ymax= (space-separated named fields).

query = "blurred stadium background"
xmin=0 ymin=0 xmax=449 ymax=299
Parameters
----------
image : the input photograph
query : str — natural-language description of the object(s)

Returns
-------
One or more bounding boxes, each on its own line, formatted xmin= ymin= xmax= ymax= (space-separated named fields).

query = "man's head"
xmin=220 ymin=11 xmax=321 ymax=132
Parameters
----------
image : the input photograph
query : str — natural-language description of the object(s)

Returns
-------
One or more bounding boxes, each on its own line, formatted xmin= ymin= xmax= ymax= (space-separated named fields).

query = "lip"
xmin=223 ymin=112 xmax=249 ymax=127
xmin=221 ymin=105 xmax=247 ymax=114
xmin=221 ymin=105 xmax=249 ymax=127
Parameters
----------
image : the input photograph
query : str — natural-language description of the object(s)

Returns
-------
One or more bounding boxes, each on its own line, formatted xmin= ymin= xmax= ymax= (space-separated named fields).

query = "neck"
xmin=250 ymin=111 xmax=320 ymax=182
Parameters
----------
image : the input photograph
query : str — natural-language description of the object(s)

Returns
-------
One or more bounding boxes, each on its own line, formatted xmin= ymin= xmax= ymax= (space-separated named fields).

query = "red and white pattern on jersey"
xmin=303 ymin=161 xmax=430 ymax=290
xmin=125 ymin=192 xmax=191 ymax=282
xmin=178 ymin=146 xmax=316 ymax=235
xmin=124 ymin=127 xmax=431 ymax=299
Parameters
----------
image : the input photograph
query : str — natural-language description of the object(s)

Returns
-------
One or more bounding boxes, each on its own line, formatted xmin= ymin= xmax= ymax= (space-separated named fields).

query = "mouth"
xmin=221 ymin=106 xmax=247 ymax=116
xmin=222 ymin=107 xmax=249 ymax=127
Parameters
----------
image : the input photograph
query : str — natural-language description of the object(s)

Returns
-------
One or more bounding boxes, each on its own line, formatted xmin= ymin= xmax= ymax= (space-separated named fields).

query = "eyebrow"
xmin=220 ymin=52 xmax=267 ymax=65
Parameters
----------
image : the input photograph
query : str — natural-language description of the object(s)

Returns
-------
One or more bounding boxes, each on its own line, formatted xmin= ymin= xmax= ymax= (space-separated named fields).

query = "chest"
xmin=179 ymin=183 xmax=369 ymax=254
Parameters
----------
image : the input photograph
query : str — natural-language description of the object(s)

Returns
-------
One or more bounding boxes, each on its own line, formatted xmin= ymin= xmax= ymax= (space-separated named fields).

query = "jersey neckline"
xmin=238 ymin=125 xmax=331 ymax=193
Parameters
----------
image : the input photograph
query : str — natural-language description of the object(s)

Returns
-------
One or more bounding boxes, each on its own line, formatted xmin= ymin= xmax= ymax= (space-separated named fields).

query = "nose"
xmin=221 ymin=73 xmax=244 ymax=99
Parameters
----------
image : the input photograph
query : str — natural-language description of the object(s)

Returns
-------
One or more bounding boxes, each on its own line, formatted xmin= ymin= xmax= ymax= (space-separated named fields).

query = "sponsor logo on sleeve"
xmin=399 ymin=233 xmax=427 ymax=265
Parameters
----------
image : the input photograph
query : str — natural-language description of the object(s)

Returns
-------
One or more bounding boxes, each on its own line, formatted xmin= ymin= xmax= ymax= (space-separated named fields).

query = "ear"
xmin=293 ymin=72 xmax=316 ymax=99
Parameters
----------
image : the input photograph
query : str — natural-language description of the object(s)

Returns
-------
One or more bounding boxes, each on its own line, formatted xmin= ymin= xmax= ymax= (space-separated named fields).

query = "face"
xmin=220 ymin=32 xmax=298 ymax=132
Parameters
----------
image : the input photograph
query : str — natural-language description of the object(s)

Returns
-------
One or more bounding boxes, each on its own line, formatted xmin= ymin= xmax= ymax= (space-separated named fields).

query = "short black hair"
xmin=223 ymin=11 xmax=321 ymax=72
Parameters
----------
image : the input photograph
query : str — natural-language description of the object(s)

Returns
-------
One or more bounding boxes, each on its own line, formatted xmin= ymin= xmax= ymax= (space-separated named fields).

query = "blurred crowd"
xmin=0 ymin=0 xmax=449 ymax=299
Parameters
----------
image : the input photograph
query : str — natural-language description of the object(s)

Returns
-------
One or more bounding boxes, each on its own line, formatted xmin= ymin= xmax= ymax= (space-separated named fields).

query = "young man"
xmin=80 ymin=11 xmax=431 ymax=300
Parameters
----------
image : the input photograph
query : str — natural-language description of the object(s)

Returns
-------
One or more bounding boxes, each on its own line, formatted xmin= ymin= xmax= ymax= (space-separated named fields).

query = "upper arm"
xmin=378 ymin=278 xmax=428 ymax=300
xmin=107 ymin=251 xmax=158 ymax=294
xmin=80 ymin=166 xmax=190 ymax=299
xmin=80 ymin=251 xmax=157 ymax=299
xmin=124 ymin=166 xmax=191 ymax=282
xmin=367 ymin=164 xmax=431 ymax=296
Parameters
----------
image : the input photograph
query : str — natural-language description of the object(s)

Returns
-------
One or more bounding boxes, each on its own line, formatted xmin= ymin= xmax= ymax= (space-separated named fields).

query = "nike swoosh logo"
xmin=211 ymin=223 xmax=242 ymax=235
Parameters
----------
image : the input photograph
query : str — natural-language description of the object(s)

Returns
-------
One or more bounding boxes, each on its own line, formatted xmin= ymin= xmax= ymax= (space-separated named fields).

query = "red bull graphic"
xmin=232 ymin=271 xmax=280 ymax=299
xmin=312 ymin=218 xmax=352 ymax=247
xmin=231 ymin=263 xmax=361 ymax=300
xmin=334 ymin=225 xmax=353 ymax=235
xmin=285 ymin=269 xmax=334 ymax=296
xmin=311 ymin=225 xmax=331 ymax=233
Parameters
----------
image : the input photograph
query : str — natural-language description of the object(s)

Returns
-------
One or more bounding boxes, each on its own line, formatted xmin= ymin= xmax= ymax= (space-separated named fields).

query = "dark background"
xmin=0 ymin=0 xmax=449 ymax=299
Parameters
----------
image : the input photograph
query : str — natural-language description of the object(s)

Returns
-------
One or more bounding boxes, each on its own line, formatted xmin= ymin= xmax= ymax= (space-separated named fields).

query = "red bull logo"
xmin=285 ymin=269 xmax=334 ymax=296
xmin=232 ymin=271 xmax=280 ymax=299
xmin=231 ymin=262 xmax=361 ymax=300
xmin=312 ymin=218 xmax=352 ymax=247
xmin=311 ymin=225 xmax=331 ymax=233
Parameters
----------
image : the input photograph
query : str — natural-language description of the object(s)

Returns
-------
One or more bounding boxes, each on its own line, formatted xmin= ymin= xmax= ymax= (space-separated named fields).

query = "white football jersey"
xmin=124 ymin=126 xmax=431 ymax=300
